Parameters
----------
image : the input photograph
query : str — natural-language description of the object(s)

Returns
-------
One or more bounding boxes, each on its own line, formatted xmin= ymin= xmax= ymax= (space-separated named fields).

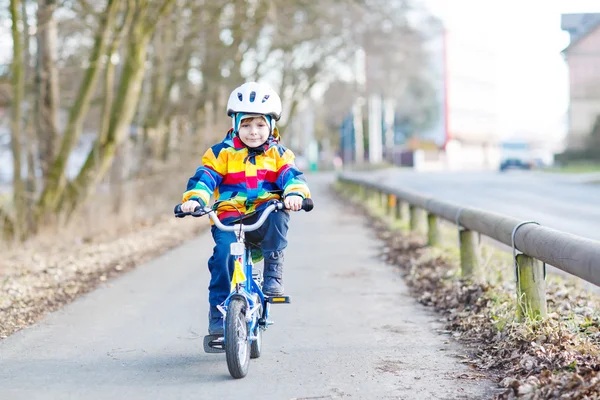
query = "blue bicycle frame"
xmin=209 ymin=202 xmax=286 ymax=342
xmin=217 ymin=232 xmax=268 ymax=343
xmin=175 ymin=196 xmax=312 ymax=377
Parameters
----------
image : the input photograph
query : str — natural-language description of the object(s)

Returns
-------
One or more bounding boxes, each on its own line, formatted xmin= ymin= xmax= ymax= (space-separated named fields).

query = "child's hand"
xmin=181 ymin=200 xmax=201 ymax=212
xmin=284 ymin=195 xmax=303 ymax=211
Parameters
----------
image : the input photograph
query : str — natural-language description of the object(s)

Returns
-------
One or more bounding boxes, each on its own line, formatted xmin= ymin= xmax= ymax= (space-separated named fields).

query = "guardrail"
xmin=337 ymin=174 xmax=600 ymax=320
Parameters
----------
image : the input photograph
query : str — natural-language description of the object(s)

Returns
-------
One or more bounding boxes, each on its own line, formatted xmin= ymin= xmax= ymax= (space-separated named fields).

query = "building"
xmin=415 ymin=0 xmax=501 ymax=170
xmin=330 ymin=0 xmax=504 ymax=170
xmin=561 ymin=13 xmax=600 ymax=150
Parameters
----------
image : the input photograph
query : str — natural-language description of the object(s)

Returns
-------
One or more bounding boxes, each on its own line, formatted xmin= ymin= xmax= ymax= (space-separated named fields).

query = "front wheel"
xmin=250 ymin=303 xmax=263 ymax=359
xmin=225 ymin=297 xmax=250 ymax=378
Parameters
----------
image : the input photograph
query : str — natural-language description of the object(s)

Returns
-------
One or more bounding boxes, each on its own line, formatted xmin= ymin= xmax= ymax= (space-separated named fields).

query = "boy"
xmin=179 ymin=82 xmax=311 ymax=335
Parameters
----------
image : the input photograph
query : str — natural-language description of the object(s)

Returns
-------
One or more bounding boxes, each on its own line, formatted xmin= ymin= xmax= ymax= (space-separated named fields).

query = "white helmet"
xmin=226 ymin=82 xmax=282 ymax=121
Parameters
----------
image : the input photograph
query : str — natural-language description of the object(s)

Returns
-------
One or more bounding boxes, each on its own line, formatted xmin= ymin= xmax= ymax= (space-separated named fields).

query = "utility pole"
xmin=353 ymin=48 xmax=365 ymax=164
xmin=384 ymin=97 xmax=396 ymax=163
xmin=368 ymin=94 xmax=382 ymax=164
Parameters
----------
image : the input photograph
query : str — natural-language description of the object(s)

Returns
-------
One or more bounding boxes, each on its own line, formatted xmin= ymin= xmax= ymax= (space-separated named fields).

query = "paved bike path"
xmin=0 ymin=174 xmax=496 ymax=399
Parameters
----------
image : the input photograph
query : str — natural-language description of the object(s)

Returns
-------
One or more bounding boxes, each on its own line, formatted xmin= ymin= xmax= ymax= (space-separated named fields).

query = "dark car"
xmin=499 ymin=158 xmax=534 ymax=171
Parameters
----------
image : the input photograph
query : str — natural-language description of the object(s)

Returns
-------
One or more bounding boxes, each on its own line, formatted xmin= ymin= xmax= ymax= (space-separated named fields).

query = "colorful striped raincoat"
xmin=182 ymin=129 xmax=311 ymax=224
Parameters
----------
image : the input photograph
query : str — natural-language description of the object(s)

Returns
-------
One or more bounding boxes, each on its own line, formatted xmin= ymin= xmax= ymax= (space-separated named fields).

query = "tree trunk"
xmin=160 ymin=118 xmax=172 ymax=161
xmin=8 ymin=0 xmax=25 ymax=239
xmin=202 ymin=99 xmax=214 ymax=151
xmin=109 ymin=142 xmax=125 ymax=215
xmin=63 ymin=34 xmax=151 ymax=211
xmin=142 ymin=19 xmax=169 ymax=164
xmin=278 ymin=72 xmax=320 ymax=135
xmin=21 ymin=0 xmax=37 ymax=202
xmin=37 ymin=0 xmax=121 ymax=214
xmin=97 ymin=0 xmax=134 ymax=160
xmin=35 ymin=0 xmax=60 ymax=183
xmin=63 ymin=0 xmax=177 ymax=213
xmin=142 ymin=4 xmax=197 ymax=164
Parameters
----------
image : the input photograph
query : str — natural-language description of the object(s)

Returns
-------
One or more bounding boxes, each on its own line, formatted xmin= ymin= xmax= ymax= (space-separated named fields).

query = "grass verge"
xmin=543 ymin=162 xmax=600 ymax=174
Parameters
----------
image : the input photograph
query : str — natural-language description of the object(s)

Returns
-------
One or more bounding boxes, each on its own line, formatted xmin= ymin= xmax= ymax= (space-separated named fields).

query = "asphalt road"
xmin=367 ymin=169 xmax=600 ymax=242
xmin=0 ymin=174 xmax=496 ymax=400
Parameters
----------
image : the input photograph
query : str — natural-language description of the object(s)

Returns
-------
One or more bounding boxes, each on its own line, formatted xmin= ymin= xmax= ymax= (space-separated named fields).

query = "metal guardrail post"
xmin=409 ymin=205 xmax=420 ymax=232
xmin=360 ymin=185 xmax=367 ymax=201
xmin=394 ymin=197 xmax=403 ymax=221
xmin=346 ymin=183 xmax=352 ymax=197
xmin=340 ymin=181 xmax=349 ymax=197
xmin=516 ymin=254 xmax=548 ymax=320
xmin=427 ymin=213 xmax=440 ymax=246
xmin=459 ymin=229 xmax=480 ymax=279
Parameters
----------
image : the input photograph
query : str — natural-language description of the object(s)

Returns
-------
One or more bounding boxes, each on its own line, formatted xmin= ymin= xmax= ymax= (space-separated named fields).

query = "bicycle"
xmin=174 ymin=198 xmax=314 ymax=378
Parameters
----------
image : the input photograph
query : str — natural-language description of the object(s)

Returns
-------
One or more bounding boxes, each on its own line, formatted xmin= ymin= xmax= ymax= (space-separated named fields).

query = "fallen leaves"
xmin=343 ymin=193 xmax=600 ymax=400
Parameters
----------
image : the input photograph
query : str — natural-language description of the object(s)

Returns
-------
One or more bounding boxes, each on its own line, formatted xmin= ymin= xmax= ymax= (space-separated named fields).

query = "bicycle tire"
xmin=250 ymin=303 xmax=262 ymax=359
xmin=225 ymin=297 xmax=250 ymax=378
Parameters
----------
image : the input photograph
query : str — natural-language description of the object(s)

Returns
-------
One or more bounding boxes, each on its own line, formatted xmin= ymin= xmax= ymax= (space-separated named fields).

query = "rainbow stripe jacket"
xmin=182 ymin=129 xmax=311 ymax=224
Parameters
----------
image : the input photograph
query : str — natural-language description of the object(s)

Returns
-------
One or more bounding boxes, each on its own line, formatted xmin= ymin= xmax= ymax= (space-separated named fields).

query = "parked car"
xmin=499 ymin=140 xmax=534 ymax=171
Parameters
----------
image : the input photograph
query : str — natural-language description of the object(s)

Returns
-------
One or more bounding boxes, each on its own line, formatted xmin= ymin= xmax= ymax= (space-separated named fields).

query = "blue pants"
xmin=208 ymin=210 xmax=290 ymax=306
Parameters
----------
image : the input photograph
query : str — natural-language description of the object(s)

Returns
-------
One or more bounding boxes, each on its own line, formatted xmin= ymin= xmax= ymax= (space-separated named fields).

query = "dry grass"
xmin=0 ymin=162 xmax=208 ymax=339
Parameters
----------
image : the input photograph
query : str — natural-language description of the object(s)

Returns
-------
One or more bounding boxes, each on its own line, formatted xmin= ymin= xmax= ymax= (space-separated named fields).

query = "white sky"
xmin=425 ymin=0 xmax=600 ymax=141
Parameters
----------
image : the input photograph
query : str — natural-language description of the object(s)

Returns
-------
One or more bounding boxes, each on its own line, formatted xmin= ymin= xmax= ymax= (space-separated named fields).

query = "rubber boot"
xmin=208 ymin=305 xmax=224 ymax=336
xmin=263 ymin=250 xmax=284 ymax=296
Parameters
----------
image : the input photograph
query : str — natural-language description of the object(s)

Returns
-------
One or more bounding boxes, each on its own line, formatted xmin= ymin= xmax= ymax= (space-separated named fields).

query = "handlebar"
xmin=174 ymin=198 xmax=314 ymax=233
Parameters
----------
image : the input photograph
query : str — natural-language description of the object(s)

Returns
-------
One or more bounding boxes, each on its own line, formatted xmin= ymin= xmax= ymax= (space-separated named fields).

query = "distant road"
xmin=364 ymin=169 xmax=600 ymax=242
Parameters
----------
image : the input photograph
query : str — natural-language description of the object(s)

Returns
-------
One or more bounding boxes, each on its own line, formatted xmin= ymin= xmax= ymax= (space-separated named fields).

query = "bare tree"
xmin=37 ymin=0 xmax=122 ymax=218
xmin=20 ymin=0 xmax=38 ymax=198
xmin=35 ymin=0 xmax=60 ymax=182
xmin=62 ymin=0 xmax=177 ymax=211
xmin=1 ymin=0 xmax=432 ymax=239
xmin=8 ymin=0 xmax=25 ymax=238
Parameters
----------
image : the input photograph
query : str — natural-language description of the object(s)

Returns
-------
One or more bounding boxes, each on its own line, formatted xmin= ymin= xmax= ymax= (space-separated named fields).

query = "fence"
xmin=337 ymin=174 xmax=600 ymax=320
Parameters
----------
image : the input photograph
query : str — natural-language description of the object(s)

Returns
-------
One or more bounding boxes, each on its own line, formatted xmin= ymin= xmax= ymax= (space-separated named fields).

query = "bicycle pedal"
xmin=266 ymin=295 xmax=291 ymax=304
xmin=203 ymin=334 xmax=225 ymax=354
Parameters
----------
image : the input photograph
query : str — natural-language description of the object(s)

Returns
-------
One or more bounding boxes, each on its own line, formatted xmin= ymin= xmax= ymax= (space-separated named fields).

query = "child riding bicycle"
xmin=179 ymin=82 xmax=311 ymax=336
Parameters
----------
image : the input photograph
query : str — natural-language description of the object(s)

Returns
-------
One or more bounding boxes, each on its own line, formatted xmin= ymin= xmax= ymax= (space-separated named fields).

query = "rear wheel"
xmin=225 ymin=297 xmax=250 ymax=379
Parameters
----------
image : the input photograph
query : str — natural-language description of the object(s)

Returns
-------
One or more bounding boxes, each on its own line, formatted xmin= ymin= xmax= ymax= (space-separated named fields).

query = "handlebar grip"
xmin=174 ymin=204 xmax=184 ymax=217
xmin=174 ymin=203 xmax=205 ymax=218
xmin=301 ymin=198 xmax=314 ymax=212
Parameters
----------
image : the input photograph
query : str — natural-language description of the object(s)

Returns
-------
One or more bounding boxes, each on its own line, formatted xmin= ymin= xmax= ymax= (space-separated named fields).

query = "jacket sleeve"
xmin=182 ymin=146 xmax=227 ymax=205
xmin=275 ymin=147 xmax=311 ymax=199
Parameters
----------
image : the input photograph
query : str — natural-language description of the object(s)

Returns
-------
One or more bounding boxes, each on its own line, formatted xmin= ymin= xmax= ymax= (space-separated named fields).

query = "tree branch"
xmin=37 ymin=0 xmax=122 ymax=213
xmin=143 ymin=0 xmax=176 ymax=37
